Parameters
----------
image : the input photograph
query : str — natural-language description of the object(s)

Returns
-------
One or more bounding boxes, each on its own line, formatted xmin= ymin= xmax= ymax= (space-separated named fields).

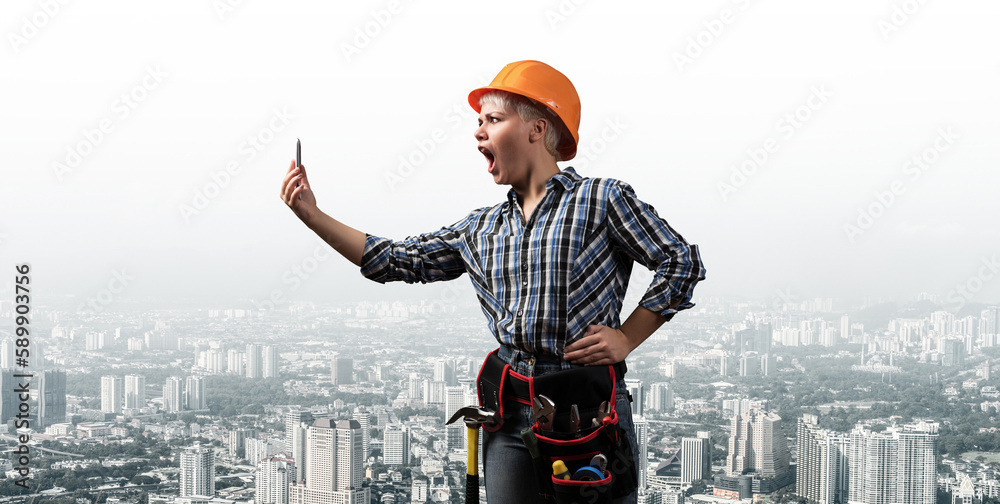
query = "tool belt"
xmin=477 ymin=348 xmax=637 ymax=504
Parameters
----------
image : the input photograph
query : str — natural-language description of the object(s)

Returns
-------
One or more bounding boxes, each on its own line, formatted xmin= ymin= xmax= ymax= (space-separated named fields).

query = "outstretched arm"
xmin=280 ymin=160 xmax=366 ymax=267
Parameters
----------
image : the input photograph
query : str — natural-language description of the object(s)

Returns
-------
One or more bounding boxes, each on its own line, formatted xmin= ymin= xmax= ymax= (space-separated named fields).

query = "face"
xmin=474 ymin=101 xmax=534 ymax=186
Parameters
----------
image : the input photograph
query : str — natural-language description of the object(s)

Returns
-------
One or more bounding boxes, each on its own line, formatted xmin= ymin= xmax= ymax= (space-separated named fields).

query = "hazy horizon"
xmin=2 ymin=2 xmax=999 ymax=312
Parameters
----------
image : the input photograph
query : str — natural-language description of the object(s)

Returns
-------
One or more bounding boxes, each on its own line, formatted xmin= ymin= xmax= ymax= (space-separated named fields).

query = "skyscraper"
xmin=101 ymin=375 xmax=123 ymax=413
xmin=186 ymin=375 xmax=207 ymax=411
xmin=285 ymin=409 xmax=314 ymax=482
xmin=636 ymin=417 xmax=649 ymax=490
xmin=38 ymin=370 xmax=67 ymax=428
xmin=256 ymin=453 xmax=295 ymax=504
xmin=263 ymin=345 xmax=278 ymax=378
xmin=289 ymin=419 xmax=369 ymax=504
xmin=433 ymin=359 xmax=457 ymax=386
xmin=0 ymin=338 xmax=13 ymax=369
xmin=848 ymin=420 xmax=938 ymax=504
xmin=353 ymin=408 xmax=371 ymax=460
xmin=0 ymin=369 xmax=19 ymax=424
xmin=796 ymin=414 xmax=849 ymax=504
xmin=124 ymin=374 xmax=145 ymax=409
xmin=649 ymin=383 xmax=674 ymax=413
xmin=228 ymin=348 xmax=245 ymax=375
xmin=332 ymin=357 xmax=353 ymax=386
xmin=681 ymin=432 xmax=711 ymax=484
xmin=384 ymin=426 xmax=410 ymax=466
xmin=725 ymin=409 xmax=790 ymax=478
xmin=626 ymin=379 xmax=644 ymax=417
xmin=180 ymin=444 xmax=216 ymax=497
xmin=164 ymin=377 xmax=183 ymax=412
xmin=444 ymin=386 xmax=467 ymax=450
xmin=246 ymin=344 xmax=263 ymax=378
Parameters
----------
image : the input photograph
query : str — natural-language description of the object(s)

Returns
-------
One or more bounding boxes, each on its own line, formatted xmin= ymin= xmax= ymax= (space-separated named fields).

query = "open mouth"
xmin=479 ymin=146 xmax=496 ymax=174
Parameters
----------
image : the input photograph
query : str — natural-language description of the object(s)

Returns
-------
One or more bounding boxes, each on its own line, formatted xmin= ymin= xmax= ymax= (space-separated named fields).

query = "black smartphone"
xmin=296 ymin=138 xmax=302 ymax=185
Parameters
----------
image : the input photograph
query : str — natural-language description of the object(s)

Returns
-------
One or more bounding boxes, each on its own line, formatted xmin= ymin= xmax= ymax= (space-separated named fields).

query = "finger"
xmin=281 ymin=164 xmax=302 ymax=199
xmin=281 ymin=174 xmax=297 ymax=204
xmin=585 ymin=325 xmax=602 ymax=336
xmin=564 ymin=334 xmax=598 ymax=353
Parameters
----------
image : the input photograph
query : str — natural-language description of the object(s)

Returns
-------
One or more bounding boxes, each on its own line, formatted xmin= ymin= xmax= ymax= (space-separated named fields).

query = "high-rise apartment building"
xmin=180 ymin=444 xmax=215 ymax=497
xmin=164 ymin=377 xmax=183 ymax=413
xmin=285 ymin=409 xmax=314 ymax=482
xmin=649 ymin=383 xmax=674 ymax=413
xmin=848 ymin=420 xmax=938 ymax=504
xmin=256 ymin=453 xmax=295 ymax=504
xmin=289 ymin=419 xmax=369 ymax=504
xmin=263 ymin=344 xmax=278 ymax=378
xmin=228 ymin=349 xmax=245 ymax=375
xmin=101 ymin=375 xmax=123 ymax=413
xmin=796 ymin=414 xmax=849 ymax=504
xmin=186 ymin=375 xmax=207 ymax=410
xmin=124 ymin=374 xmax=145 ymax=409
xmin=246 ymin=344 xmax=263 ymax=378
xmin=353 ymin=408 xmax=371 ymax=460
xmin=725 ymin=409 xmax=790 ymax=478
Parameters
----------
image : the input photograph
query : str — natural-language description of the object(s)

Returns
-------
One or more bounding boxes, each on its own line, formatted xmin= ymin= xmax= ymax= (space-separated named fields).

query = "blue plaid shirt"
xmin=360 ymin=167 xmax=706 ymax=357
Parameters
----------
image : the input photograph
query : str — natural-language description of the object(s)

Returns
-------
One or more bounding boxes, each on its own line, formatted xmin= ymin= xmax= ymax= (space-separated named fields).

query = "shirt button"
xmin=522 ymin=264 xmax=528 ymax=271
xmin=517 ymin=309 xmax=523 ymax=316
xmin=522 ymin=280 xmax=528 ymax=286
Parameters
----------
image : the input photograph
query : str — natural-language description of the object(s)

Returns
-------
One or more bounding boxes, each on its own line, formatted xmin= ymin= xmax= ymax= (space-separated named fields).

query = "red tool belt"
xmin=476 ymin=348 xmax=637 ymax=504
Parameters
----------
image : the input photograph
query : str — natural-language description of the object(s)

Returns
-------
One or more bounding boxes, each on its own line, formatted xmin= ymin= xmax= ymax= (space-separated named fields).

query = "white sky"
xmin=1 ymin=1 xmax=998 ymax=309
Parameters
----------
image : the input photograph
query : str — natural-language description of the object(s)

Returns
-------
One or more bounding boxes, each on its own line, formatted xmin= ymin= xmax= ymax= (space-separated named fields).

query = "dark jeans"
xmin=481 ymin=345 xmax=639 ymax=504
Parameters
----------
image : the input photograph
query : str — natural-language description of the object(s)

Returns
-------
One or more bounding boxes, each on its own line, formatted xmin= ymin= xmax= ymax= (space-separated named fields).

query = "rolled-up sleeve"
xmin=607 ymin=181 xmax=706 ymax=320
xmin=360 ymin=210 xmax=482 ymax=284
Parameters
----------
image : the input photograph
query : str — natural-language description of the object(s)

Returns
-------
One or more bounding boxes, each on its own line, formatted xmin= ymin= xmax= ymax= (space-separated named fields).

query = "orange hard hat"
xmin=468 ymin=60 xmax=581 ymax=161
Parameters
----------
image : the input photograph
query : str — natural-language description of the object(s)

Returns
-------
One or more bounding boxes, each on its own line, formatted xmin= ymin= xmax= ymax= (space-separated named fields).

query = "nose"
xmin=474 ymin=123 xmax=487 ymax=141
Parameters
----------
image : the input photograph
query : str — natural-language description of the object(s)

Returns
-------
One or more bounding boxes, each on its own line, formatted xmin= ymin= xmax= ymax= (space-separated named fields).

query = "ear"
xmin=528 ymin=117 xmax=548 ymax=144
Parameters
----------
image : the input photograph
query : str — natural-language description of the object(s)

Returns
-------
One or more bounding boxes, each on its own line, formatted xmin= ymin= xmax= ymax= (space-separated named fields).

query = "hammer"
xmin=446 ymin=405 xmax=497 ymax=504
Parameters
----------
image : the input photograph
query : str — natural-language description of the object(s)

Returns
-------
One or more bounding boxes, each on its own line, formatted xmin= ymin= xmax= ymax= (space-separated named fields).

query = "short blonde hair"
xmin=479 ymin=90 xmax=564 ymax=161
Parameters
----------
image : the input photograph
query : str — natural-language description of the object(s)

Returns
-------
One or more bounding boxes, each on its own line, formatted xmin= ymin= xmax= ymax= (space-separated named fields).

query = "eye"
xmin=490 ymin=116 xmax=500 ymax=124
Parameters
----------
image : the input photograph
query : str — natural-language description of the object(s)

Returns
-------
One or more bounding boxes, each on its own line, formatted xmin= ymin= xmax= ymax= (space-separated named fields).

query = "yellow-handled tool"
xmin=447 ymin=406 xmax=497 ymax=504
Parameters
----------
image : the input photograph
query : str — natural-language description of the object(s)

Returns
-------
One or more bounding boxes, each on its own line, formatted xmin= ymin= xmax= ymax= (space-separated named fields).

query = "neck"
xmin=512 ymin=158 xmax=561 ymax=204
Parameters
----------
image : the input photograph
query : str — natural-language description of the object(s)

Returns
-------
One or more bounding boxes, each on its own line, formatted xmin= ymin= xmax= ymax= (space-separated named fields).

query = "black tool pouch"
xmin=476 ymin=348 xmax=637 ymax=503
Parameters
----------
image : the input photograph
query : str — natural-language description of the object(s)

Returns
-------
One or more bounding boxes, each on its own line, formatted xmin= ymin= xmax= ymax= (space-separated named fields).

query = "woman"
xmin=280 ymin=60 xmax=705 ymax=503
